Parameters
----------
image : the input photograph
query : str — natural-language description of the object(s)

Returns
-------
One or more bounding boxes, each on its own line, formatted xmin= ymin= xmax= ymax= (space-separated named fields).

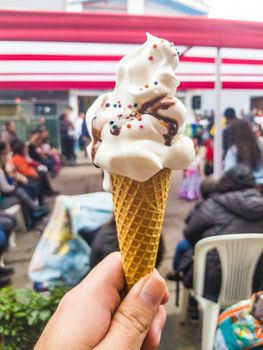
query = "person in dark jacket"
xmin=166 ymin=176 xmax=217 ymax=281
xmin=182 ymin=165 xmax=263 ymax=300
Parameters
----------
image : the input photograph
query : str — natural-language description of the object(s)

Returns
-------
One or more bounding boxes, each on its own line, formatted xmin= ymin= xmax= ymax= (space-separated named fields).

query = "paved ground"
xmin=5 ymin=164 xmax=201 ymax=349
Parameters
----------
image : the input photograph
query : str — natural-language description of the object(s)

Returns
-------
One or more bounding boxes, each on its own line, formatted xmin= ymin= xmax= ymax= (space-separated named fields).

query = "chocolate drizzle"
xmin=110 ymin=126 xmax=121 ymax=136
xmin=139 ymin=94 xmax=178 ymax=146
xmin=91 ymin=117 xmax=102 ymax=162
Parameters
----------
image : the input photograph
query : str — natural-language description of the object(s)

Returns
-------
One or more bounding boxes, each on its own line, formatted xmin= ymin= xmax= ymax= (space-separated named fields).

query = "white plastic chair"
xmin=4 ymin=204 xmax=27 ymax=233
xmin=192 ymin=234 xmax=263 ymax=350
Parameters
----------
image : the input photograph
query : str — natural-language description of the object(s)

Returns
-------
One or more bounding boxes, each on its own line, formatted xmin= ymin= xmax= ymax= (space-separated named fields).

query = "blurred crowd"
xmin=0 ymin=118 xmax=63 ymax=287
xmin=169 ymin=106 xmax=263 ymax=323
xmin=0 ymin=106 xmax=91 ymax=288
xmin=179 ymin=107 xmax=263 ymax=201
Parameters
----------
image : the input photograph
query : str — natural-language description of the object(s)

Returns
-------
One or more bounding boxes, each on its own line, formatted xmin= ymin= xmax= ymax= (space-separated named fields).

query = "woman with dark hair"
xmin=224 ymin=119 xmax=263 ymax=186
xmin=180 ymin=165 xmax=263 ymax=302
xmin=0 ymin=142 xmax=49 ymax=228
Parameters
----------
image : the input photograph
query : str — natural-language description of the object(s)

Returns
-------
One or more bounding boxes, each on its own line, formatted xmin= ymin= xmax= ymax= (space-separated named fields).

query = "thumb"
xmin=95 ymin=271 xmax=168 ymax=350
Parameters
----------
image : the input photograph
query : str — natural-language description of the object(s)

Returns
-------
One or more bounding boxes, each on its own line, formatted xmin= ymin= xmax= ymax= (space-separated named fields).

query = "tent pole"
xmin=214 ymin=47 xmax=222 ymax=179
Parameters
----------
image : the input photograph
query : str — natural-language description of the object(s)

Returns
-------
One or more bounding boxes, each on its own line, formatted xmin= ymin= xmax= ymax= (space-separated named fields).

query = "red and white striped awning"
xmin=0 ymin=9 xmax=262 ymax=90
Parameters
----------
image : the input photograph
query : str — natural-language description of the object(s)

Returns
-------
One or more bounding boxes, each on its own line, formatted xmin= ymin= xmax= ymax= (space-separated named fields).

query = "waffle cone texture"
xmin=111 ymin=168 xmax=172 ymax=289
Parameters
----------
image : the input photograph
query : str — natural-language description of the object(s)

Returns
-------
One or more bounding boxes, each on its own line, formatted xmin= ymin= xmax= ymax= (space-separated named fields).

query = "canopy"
xmin=0 ymin=9 xmax=262 ymax=177
xmin=0 ymin=9 xmax=262 ymax=49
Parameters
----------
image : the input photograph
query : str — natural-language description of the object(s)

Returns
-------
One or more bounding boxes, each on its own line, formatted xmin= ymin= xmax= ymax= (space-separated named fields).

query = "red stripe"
xmin=0 ymin=81 xmax=116 ymax=90
xmin=180 ymin=56 xmax=215 ymax=63
xmin=0 ymin=54 xmax=262 ymax=66
xmin=181 ymin=56 xmax=263 ymax=65
xmin=0 ymin=54 xmax=123 ymax=61
xmin=222 ymin=58 xmax=263 ymax=65
xmin=0 ymin=81 xmax=262 ymax=90
xmin=1 ymin=72 xmax=263 ymax=77
xmin=222 ymin=82 xmax=263 ymax=89
xmin=179 ymin=82 xmax=214 ymax=89
xmin=0 ymin=72 xmax=115 ymax=76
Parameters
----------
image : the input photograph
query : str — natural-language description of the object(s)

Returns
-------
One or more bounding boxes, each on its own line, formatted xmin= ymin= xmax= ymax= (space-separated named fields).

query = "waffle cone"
xmin=111 ymin=168 xmax=172 ymax=289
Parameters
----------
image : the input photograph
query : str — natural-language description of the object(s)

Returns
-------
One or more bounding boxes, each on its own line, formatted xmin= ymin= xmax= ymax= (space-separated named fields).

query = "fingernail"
xmin=157 ymin=329 xmax=162 ymax=345
xmin=139 ymin=275 xmax=166 ymax=307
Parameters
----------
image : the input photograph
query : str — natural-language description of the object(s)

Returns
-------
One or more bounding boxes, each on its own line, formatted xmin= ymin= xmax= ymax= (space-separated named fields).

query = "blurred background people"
xmin=179 ymin=138 xmax=201 ymax=201
xmin=11 ymin=139 xmax=59 ymax=202
xmin=222 ymin=107 xmax=237 ymax=155
xmin=1 ymin=121 xmax=18 ymax=146
xmin=224 ymin=119 xmax=263 ymax=190
xmin=181 ymin=165 xmax=263 ymax=299
xmin=59 ymin=113 xmax=76 ymax=165
xmin=173 ymin=165 xmax=263 ymax=321
xmin=0 ymin=142 xmax=49 ymax=229
xmin=28 ymin=130 xmax=55 ymax=173
xmin=203 ymin=138 xmax=214 ymax=176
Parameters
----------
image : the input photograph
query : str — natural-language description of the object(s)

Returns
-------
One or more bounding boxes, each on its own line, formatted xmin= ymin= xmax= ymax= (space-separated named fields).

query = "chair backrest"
xmin=193 ymin=234 xmax=263 ymax=306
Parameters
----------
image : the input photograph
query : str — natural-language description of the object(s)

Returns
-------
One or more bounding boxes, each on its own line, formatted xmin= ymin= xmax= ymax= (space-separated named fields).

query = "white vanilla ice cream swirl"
xmin=87 ymin=33 xmax=195 ymax=185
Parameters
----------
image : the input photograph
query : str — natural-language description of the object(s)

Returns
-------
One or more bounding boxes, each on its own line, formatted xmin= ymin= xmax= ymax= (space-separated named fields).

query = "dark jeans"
xmin=173 ymin=239 xmax=192 ymax=270
xmin=0 ymin=213 xmax=16 ymax=253
xmin=20 ymin=181 xmax=39 ymax=201
xmin=38 ymin=171 xmax=54 ymax=194
xmin=61 ymin=136 xmax=76 ymax=161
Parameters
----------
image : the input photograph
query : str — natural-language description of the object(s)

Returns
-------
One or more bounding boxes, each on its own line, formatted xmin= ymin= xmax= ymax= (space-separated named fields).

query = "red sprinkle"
xmin=139 ymin=125 xmax=144 ymax=129
xmin=128 ymin=104 xmax=132 ymax=109
xmin=153 ymin=44 xmax=157 ymax=48
xmin=138 ymin=117 xmax=142 ymax=121
xmin=148 ymin=55 xmax=153 ymax=61
xmin=127 ymin=124 xmax=132 ymax=128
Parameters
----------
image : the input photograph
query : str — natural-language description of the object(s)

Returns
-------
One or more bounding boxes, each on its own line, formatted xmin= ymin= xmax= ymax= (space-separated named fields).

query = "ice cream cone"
xmin=111 ymin=168 xmax=172 ymax=289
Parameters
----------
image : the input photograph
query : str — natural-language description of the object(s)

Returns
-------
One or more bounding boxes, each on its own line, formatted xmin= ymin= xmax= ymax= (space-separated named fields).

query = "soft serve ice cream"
xmin=87 ymin=33 xmax=195 ymax=185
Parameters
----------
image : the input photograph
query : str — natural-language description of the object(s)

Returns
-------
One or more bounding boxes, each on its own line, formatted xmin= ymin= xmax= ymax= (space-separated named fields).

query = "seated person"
xmin=11 ymin=139 xmax=59 ymax=200
xmin=166 ymin=177 xmax=217 ymax=281
xmin=181 ymin=165 xmax=263 ymax=300
xmin=28 ymin=130 xmax=55 ymax=173
xmin=0 ymin=212 xmax=16 ymax=288
xmin=39 ymin=128 xmax=61 ymax=176
xmin=0 ymin=142 xmax=49 ymax=229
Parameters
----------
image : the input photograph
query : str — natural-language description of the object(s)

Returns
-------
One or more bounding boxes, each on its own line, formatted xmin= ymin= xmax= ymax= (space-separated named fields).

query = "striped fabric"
xmin=0 ymin=10 xmax=262 ymax=90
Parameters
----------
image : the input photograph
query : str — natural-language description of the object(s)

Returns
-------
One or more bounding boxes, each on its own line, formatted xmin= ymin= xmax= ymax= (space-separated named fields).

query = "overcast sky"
xmin=208 ymin=0 xmax=262 ymax=22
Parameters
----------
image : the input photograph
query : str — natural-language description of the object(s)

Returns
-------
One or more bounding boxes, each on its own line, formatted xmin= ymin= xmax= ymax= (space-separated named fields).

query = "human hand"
xmin=35 ymin=252 xmax=169 ymax=350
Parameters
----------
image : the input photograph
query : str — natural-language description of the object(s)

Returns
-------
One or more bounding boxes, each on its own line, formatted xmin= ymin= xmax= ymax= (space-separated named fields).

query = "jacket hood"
xmin=213 ymin=189 xmax=263 ymax=221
